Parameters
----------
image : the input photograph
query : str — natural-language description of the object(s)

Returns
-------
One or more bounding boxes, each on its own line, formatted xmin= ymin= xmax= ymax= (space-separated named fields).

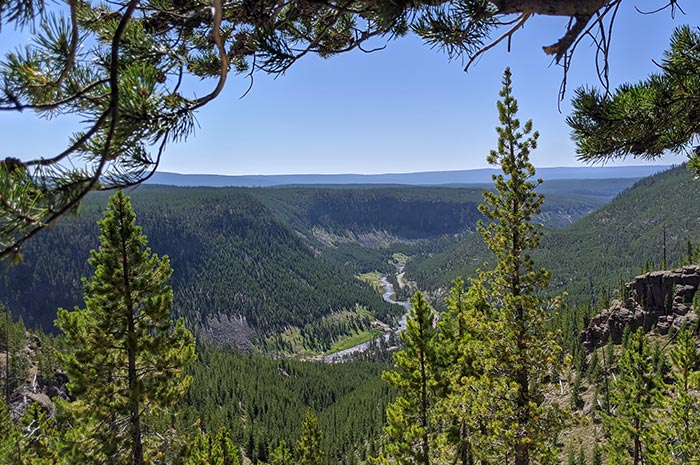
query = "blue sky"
xmin=1 ymin=2 xmax=697 ymax=175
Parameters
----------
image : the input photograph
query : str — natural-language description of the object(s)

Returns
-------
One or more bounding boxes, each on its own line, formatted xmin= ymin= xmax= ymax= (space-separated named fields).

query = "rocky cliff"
xmin=581 ymin=265 xmax=700 ymax=350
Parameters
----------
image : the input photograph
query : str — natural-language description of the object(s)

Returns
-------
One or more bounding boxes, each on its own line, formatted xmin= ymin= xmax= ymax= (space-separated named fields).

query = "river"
xmin=323 ymin=276 xmax=411 ymax=363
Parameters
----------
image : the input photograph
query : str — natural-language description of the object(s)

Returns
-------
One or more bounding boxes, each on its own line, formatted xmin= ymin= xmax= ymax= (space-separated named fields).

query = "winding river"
xmin=323 ymin=276 xmax=411 ymax=363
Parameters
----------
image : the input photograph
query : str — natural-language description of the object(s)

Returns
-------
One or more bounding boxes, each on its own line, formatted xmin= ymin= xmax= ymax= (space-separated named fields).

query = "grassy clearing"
xmin=326 ymin=328 xmax=384 ymax=354
xmin=391 ymin=252 xmax=410 ymax=268
xmin=357 ymin=271 xmax=385 ymax=294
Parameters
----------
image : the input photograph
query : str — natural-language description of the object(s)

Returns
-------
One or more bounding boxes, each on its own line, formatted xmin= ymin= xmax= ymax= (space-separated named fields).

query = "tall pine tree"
xmin=382 ymin=291 xmax=437 ymax=465
xmin=297 ymin=409 xmax=324 ymax=465
xmin=473 ymin=67 xmax=565 ymax=465
xmin=56 ymin=190 xmax=196 ymax=465
xmin=184 ymin=428 xmax=242 ymax=465
xmin=603 ymin=328 xmax=666 ymax=465
xmin=665 ymin=328 xmax=700 ymax=463
xmin=432 ymin=279 xmax=491 ymax=465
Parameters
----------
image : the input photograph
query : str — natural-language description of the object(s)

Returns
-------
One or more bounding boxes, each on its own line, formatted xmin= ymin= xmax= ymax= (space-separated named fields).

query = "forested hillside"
xmin=406 ymin=165 xmax=700 ymax=304
xmin=179 ymin=346 xmax=393 ymax=465
xmin=1 ymin=151 xmax=696 ymax=465
xmin=0 ymin=180 xmax=623 ymax=352
xmin=0 ymin=187 xmax=399 ymax=351
xmin=3 ymin=3 xmax=700 ymax=463
xmin=250 ymin=183 xmax=622 ymax=240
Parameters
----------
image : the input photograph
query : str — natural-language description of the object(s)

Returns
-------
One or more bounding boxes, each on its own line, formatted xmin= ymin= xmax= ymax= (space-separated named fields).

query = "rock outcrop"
xmin=582 ymin=265 xmax=700 ymax=350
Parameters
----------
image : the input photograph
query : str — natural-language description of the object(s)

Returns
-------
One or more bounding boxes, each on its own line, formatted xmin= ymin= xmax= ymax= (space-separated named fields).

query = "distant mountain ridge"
xmin=148 ymin=165 xmax=672 ymax=187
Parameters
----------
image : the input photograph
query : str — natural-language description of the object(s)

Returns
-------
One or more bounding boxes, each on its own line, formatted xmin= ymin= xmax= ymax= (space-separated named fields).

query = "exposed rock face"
xmin=582 ymin=265 xmax=700 ymax=350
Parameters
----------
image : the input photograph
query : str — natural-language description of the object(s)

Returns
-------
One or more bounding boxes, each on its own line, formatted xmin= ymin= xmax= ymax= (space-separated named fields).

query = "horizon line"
xmin=154 ymin=164 xmax=673 ymax=178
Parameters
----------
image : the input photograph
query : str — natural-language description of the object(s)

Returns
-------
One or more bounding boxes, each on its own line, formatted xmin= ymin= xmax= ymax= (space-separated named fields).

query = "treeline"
xmin=252 ymin=184 xmax=616 ymax=241
xmin=574 ymin=325 xmax=700 ymax=464
xmin=0 ymin=178 xmax=638 ymax=347
xmin=262 ymin=306 xmax=377 ymax=353
xmin=257 ymin=187 xmax=483 ymax=239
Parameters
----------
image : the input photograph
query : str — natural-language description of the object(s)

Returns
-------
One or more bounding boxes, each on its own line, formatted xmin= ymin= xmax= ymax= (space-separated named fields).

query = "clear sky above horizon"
xmin=2 ymin=1 xmax=698 ymax=175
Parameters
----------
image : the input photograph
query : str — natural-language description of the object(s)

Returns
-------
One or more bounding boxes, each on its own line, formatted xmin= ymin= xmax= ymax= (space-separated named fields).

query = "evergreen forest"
xmin=3 ymin=55 xmax=700 ymax=465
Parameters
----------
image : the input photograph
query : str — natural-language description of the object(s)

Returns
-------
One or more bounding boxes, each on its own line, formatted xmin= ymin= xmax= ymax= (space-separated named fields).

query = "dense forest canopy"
xmin=2 ymin=0 xmax=700 ymax=461
xmin=0 ymin=180 xmax=635 ymax=349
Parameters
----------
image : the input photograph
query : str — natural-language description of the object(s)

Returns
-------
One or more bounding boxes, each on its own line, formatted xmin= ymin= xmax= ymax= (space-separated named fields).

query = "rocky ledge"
xmin=581 ymin=265 xmax=700 ymax=350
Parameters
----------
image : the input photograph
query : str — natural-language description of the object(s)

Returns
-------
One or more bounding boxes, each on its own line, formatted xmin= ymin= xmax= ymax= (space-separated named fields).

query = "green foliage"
xmin=570 ymin=371 xmax=584 ymax=410
xmin=255 ymin=187 xmax=485 ymax=240
xmin=55 ymin=191 xmax=195 ymax=465
xmin=665 ymin=328 xmax=700 ymax=463
xmin=379 ymin=68 xmax=566 ymax=465
xmin=0 ymin=402 xmax=61 ymax=465
xmin=179 ymin=345 xmax=393 ymax=465
xmin=0 ymin=398 xmax=15 ymax=462
xmin=1 ymin=307 xmax=29 ymax=402
xmin=603 ymin=328 xmax=666 ymax=465
xmin=0 ymin=180 xmax=626 ymax=339
xmin=0 ymin=187 xmax=402 ymax=351
xmin=0 ymin=0 xmax=625 ymax=258
xmin=184 ymin=428 xmax=242 ymax=465
xmin=467 ymin=68 xmax=565 ymax=465
xmin=297 ymin=409 xmax=324 ymax=465
xmin=431 ymin=280 xmax=493 ymax=465
xmin=269 ymin=441 xmax=293 ymax=465
xmin=382 ymin=291 xmax=436 ymax=465
xmin=406 ymin=165 xmax=700 ymax=306
xmin=593 ymin=444 xmax=603 ymax=465
xmin=569 ymin=25 xmax=700 ymax=177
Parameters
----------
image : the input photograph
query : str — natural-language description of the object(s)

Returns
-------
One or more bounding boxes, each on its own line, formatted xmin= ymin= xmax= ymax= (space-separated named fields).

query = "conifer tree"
xmin=569 ymin=25 xmax=700 ymax=177
xmin=1 ymin=310 xmax=29 ymax=403
xmin=297 ymin=409 xmax=324 ymax=465
xmin=592 ymin=443 xmax=603 ymax=465
xmin=666 ymin=328 xmax=700 ymax=463
xmin=382 ymin=291 xmax=437 ymax=465
xmin=473 ymin=67 xmax=564 ymax=465
xmin=0 ymin=402 xmax=61 ymax=465
xmin=603 ymin=328 xmax=666 ymax=465
xmin=0 ymin=398 xmax=15 ymax=463
xmin=55 ymin=190 xmax=196 ymax=465
xmin=270 ymin=440 xmax=294 ymax=465
xmin=184 ymin=428 xmax=241 ymax=465
xmin=578 ymin=446 xmax=586 ymax=465
xmin=432 ymin=279 xmax=492 ymax=465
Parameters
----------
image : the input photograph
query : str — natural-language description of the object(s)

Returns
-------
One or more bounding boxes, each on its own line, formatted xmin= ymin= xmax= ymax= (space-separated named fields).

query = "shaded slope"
xmin=406 ymin=166 xmax=700 ymax=304
xmin=0 ymin=187 xmax=399 ymax=347
xmin=249 ymin=184 xmax=618 ymax=240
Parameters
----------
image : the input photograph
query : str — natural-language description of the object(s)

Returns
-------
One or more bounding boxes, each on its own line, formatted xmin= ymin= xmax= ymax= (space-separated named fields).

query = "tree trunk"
xmin=419 ymin=329 xmax=430 ymax=465
xmin=510 ymin=139 xmax=530 ymax=465
xmin=118 ymin=198 xmax=143 ymax=465
xmin=128 ymin=312 xmax=143 ymax=465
